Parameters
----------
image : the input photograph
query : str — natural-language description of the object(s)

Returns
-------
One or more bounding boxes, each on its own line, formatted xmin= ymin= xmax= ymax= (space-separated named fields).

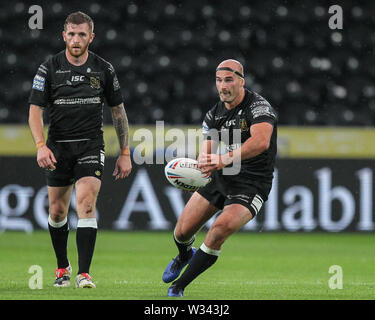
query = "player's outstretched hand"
xmin=198 ymin=153 xmax=229 ymax=173
xmin=37 ymin=145 xmax=57 ymax=171
xmin=113 ymin=155 xmax=132 ymax=180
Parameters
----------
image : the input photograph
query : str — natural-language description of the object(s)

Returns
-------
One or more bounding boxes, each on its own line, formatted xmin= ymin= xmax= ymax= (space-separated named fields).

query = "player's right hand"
xmin=37 ymin=145 xmax=57 ymax=171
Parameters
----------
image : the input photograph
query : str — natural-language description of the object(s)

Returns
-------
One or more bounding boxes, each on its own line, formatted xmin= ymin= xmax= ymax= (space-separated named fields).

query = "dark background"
xmin=1 ymin=0 xmax=374 ymax=126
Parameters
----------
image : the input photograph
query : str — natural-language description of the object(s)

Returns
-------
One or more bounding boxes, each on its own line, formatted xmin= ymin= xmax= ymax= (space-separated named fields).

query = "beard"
xmin=66 ymin=42 xmax=89 ymax=58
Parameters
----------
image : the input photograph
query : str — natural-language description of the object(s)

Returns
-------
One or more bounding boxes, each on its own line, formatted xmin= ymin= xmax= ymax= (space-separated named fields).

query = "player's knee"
xmin=49 ymin=211 xmax=66 ymax=223
xmin=217 ymin=221 xmax=237 ymax=236
xmin=76 ymin=196 xmax=95 ymax=216
xmin=49 ymin=203 xmax=68 ymax=222
xmin=207 ymin=222 xmax=235 ymax=247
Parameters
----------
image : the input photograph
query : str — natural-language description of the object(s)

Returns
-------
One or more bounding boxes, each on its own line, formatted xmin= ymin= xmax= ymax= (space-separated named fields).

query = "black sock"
xmin=48 ymin=220 xmax=69 ymax=269
xmin=76 ymin=226 xmax=97 ymax=274
xmin=174 ymin=233 xmax=195 ymax=261
xmin=172 ymin=248 xmax=218 ymax=289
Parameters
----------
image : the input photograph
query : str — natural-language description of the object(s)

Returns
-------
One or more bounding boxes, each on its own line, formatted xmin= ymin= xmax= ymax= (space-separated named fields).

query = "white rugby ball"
xmin=165 ymin=158 xmax=211 ymax=192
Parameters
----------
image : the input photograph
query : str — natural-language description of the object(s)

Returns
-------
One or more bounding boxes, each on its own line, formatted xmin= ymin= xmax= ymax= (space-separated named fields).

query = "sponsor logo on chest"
xmin=71 ymin=75 xmax=85 ymax=82
xmin=65 ymin=75 xmax=101 ymax=89
xmin=221 ymin=118 xmax=248 ymax=131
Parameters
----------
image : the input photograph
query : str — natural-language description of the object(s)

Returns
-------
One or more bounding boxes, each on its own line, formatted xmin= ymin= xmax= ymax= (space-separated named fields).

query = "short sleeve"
xmin=249 ymin=100 xmax=277 ymax=126
xmin=28 ymin=62 xmax=50 ymax=108
xmin=104 ymin=63 xmax=123 ymax=107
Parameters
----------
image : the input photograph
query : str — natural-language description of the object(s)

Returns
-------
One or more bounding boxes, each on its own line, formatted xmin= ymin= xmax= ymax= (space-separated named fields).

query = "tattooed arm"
xmin=111 ymin=103 xmax=132 ymax=179
xmin=111 ymin=103 xmax=130 ymax=150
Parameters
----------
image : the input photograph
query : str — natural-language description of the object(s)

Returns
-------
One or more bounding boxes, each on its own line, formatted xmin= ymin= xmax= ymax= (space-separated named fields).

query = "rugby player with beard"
xmin=28 ymin=12 xmax=132 ymax=288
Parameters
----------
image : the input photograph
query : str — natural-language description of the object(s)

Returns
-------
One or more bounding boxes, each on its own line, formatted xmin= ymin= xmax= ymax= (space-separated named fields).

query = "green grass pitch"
xmin=1 ymin=231 xmax=375 ymax=300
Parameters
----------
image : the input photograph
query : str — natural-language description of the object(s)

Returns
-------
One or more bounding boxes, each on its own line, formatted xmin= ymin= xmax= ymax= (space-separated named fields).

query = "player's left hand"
xmin=113 ymin=155 xmax=132 ymax=180
xmin=198 ymin=153 xmax=229 ymax=173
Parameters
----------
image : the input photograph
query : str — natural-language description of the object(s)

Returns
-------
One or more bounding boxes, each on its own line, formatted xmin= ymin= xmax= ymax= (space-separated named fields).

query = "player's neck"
xmin=223 ymin=89 xmax=245 ymax=110
xmin=65 ymin=49 xmax=89 ymax=66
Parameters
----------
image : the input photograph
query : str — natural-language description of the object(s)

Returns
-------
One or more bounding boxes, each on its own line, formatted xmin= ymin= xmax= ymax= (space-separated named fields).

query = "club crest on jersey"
xmin=239 ymin=118 xmax=248 ymax=132
xmin=90 ymin=77 xmax=101 ymax=89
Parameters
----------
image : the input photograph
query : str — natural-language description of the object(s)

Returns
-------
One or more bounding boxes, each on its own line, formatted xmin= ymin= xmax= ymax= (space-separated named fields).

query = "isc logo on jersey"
xmin=165 ymin=158 xmax=211 ymax=192
xmin=71 ymin=75 xmax=85 ymax=82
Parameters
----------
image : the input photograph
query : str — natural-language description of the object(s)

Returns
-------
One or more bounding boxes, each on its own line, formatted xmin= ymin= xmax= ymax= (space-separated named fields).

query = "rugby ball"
xmin=165 ymin=158 xmax=211 ymax=192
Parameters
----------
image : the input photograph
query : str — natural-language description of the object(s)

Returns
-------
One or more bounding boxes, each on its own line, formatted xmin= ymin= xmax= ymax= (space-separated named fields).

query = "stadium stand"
xmin=0 ymin=0 xmax=373 ymax=125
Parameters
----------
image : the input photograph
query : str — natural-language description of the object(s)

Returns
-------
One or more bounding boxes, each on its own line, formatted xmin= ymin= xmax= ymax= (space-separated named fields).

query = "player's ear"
xmin=62 ymin=31 xmax=66 ymax=42
xmin=240 ymin=77 xmax=245 ymax=87
xmin=89 ymin=32 xmax=95 ymax=44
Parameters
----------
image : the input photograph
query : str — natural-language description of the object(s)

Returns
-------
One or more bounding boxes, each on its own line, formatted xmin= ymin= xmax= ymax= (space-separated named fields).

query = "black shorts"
xmin=45 ymin=137 xmax=105 ymax=187
xmin=197 ymin=170 xmax=267 ymax=217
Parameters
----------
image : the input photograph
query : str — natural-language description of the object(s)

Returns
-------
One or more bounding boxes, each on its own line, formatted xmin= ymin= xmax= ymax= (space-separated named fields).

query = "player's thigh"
xmin=75 ymin=176 xmax=101 ymax=219
xmin=47 ymin=185 xmax=74 ymax=221
xmin=74 ymin=139 xmax=105 ymax=181
xmin=204 ymin=203 xmax=253 ymax=249
xmin=175 ymin=191 xmax=219 ymax=241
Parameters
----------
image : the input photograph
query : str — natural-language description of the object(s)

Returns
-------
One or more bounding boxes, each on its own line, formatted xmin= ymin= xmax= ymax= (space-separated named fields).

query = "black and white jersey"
xmin=28 ymin=50 xmax=123 ymax=141
xmin=202 ymin=88 xmax=277 ymax=195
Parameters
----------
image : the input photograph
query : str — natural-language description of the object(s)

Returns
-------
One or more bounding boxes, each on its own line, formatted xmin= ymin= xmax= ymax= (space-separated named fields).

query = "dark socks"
xmin=174 ymin=233 xmax=195 ymax=261
xmin=48 ymin=220 xmax=69 ymax=269
xmin=76 ymin=226 xmax=97 ymax=274
xmin=172 ymin=248 xmax=218 ymax=289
